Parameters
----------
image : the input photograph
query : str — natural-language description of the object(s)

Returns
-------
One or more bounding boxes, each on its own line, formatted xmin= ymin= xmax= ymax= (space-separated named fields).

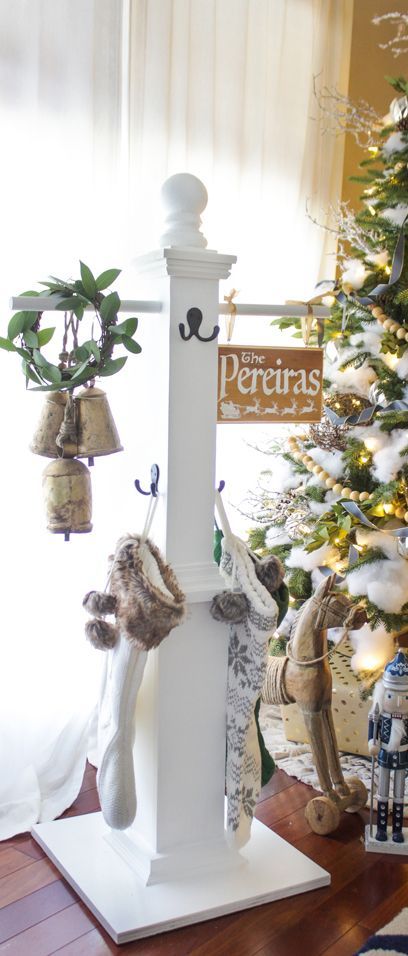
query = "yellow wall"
xmin=342 ymin=1 xmax=408 ymax=210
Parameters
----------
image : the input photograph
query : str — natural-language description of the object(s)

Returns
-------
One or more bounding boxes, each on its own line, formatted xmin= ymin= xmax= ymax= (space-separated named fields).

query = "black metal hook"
xmin=135 ymin=464 xmax=160 ymax=498
xmin=179 ymin=307 xmax=220 ymax=343
xmin=217 ymin=480 xmax=225 ymax=493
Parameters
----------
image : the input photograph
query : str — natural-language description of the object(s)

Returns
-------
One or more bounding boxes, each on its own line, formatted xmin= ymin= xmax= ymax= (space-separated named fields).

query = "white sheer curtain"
xmin=0 ymin=0 xmax=353 ymax=839
xmin=126 ymin=0 xmax=353 ymax=300
xmin=0 ymin=0 xmax=128 ymax=840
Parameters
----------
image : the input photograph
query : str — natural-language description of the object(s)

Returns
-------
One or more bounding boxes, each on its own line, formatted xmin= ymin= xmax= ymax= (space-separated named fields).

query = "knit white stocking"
xmin=96 ymin=535 xmax=185 ymax=830
xmin=219 ymin=535 xmax=278 ymax=847
xmin=97 ymin=637 xmax=147 ymax=830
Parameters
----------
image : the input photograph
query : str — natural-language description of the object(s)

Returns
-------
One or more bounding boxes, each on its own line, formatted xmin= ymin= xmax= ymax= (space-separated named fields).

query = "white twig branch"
xmin=313 ymin=75 xmax=381 ymax=147
xmin=306 ymin=199 xmax=384 ymax=263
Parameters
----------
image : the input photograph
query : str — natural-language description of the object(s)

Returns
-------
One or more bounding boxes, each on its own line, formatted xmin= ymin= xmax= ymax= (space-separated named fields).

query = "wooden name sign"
xmin=217 ymin=345 xmax=323 ymax=423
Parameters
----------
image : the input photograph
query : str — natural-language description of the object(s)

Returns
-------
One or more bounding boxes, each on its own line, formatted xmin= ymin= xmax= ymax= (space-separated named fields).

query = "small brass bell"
xmin=30 ymin=392 xmax=73 ymax=459
xmin=74 ymin=387 xmax=123 ymax=462
xmin=42 ymin=458 xmax=92 ymax=537
xmin=30 ymin=386 xmax=123 ymax=462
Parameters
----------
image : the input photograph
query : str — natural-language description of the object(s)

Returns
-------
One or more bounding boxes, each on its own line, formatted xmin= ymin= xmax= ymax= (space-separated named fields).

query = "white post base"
xmin=105 ymin=828 xmax=244 ymax=886
xmin=365 ymin=825 xmax=408 ymax=854
xmin=32 ymin=812 xmax=330 ymax=944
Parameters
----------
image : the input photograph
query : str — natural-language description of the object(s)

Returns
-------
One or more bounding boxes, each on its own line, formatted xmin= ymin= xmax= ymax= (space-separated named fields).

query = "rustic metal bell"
xmin=74 ymin=387 xmax=123 ymax=462
xmin=30 ymin=386 xmax=123 ymax=462
xmin=30 ymin=391 xmax=76 ymax=459
xmin=42 ymin=458 xmax=92 ymax=537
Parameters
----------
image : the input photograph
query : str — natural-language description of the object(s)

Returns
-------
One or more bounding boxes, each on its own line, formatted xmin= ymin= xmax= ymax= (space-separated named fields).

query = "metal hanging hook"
xmin=179 ymin=307 xmax=220 ymax=343
xmin=135 ymin=464 xmax=160 ymax=498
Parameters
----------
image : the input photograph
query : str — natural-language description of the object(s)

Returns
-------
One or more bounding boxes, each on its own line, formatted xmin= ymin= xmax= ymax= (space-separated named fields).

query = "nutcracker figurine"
xmin=367 ymin=649 xmax=408 ymax=846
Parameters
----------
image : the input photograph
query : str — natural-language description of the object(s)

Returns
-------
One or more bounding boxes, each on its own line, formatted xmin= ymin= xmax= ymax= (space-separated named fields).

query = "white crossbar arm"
xmin=9 ymin=296 xmax=163 ymax=313
xmin=10 ymin=295 xmax=330 ymax=318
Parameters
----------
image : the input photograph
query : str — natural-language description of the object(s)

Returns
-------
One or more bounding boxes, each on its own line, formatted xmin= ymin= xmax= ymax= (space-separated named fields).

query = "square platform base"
xmin=365 ymin=825 xmax=408 ymax=854
xmin=32 ymin=812 xmax=330 ymax=944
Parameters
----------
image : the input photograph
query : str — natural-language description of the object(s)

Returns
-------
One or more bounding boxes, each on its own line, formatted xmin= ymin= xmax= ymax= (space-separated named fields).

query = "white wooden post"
xmin=107 ymin=173 xmax=240 ymax=883
xmin=32 ymin=174 xmax=329 ymax=943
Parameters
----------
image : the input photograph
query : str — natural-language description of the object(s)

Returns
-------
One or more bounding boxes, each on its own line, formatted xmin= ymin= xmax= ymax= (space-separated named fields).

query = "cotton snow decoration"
xmin=306 ymin=446 xmax=344 ymax=478
xmin=371 ymin=430 xmax=408 ymax=482
xmin=341 ymin=258 xmax=369 ymax=290
xmin=395 ymin=350 xmax=408 ymax=380
xmin=383 ymin=132 xmax=407 ymax=155
xmin=366 ymin=249 xmax=390 ymax=268
xmin=349 ymin=623 xmax=395 ymax=674
xmin=325 ymin=361 xmax=377 ymax=394
xmin=382 ymin=204 xmax=408 ymax=226
xmin=347 ymin=533 xmax=408 ymax=614
xmin=265 ymin=527 xmax=291 ymax=548
xmin=260 ymin=457 xmax=300 ymax=493
xmin=286 ymin=542 xmax=338 ymax=572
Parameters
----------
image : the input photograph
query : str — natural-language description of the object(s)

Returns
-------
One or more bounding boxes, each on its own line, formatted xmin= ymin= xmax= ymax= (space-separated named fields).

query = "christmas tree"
xmin=249 ymin=76 xmax=408 ymax=684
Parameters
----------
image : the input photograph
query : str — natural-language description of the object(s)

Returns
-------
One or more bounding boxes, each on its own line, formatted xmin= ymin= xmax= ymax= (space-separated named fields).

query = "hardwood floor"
xmin=1 ymin=766 xmax=407 ymax=955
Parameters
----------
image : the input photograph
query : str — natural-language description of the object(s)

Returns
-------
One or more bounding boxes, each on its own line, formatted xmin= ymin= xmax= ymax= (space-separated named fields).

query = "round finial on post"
xmin=160 ymin=173 xmax=208 ymax=249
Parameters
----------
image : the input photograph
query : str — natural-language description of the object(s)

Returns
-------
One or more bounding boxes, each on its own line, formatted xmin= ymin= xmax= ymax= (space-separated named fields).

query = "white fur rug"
xmin=259 ymin=702 xmax=373 ymax=804
xmin=354 ymin=908 xmax=408 ymax=955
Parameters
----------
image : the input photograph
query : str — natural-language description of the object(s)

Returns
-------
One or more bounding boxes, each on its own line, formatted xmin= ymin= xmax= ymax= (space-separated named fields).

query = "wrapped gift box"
xmin=281 ymin=643 xmax=373 ymax=758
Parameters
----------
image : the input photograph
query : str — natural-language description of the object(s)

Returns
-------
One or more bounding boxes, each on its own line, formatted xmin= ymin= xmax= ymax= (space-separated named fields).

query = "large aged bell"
xmin=42 ymin=458 xmax=92 ymax=538
xmin=30 ymin=386 xmax=123 ymax=462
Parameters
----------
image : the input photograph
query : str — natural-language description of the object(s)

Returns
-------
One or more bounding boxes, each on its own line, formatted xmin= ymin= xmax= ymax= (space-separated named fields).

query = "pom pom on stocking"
xmin=210 ymin=590 xmax=249 ymax=623
xmin=250 ymin=554 xmax=285 ymax=595
xmin=83 ymin=590 xmax=117 ymax=616
xmin=85 ymin=618 xmax=118 ymax=651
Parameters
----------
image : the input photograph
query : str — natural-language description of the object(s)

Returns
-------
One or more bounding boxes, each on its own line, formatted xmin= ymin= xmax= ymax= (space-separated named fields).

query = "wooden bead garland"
xmin=371 ymin=305 xmax=408 ymax=340
xmin=287 ymin=434 xmax=408 ymax=522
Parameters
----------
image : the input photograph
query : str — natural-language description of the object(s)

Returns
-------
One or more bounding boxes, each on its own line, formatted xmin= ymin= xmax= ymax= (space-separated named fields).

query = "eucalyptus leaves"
xmin=1 ymin=262 xmax=141 ymax=391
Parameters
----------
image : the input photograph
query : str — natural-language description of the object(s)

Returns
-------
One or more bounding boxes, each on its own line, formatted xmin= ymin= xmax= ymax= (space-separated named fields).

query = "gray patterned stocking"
xmin=219 ymin=536 xmax=278 ymax=847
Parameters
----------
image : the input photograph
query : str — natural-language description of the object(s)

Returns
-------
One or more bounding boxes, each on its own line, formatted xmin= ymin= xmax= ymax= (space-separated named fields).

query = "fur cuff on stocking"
xmin=109 ymin=535 xmax=186 ymax=649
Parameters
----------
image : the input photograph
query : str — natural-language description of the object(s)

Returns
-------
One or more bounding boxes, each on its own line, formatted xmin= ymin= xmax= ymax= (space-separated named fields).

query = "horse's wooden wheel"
xmin=344 ymin=776 xmax=368 ymax=813
xmin=305 ymin=796 xmax=341 ymax=835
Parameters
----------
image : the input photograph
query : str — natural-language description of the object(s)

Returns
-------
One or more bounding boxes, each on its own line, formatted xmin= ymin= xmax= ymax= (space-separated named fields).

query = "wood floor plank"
xmin=80 ymin=767 xmax=97 ymax=795
xmin=64 ymin=790 xmax=100 ymax=818
xmin=357 ymin=877 xmax=408 ymax=933
xmin=11 ymin=836 xmax=46 ymax=861
xmin=0 ymin=902 xmax=95 ymax=956
xmin=2 ymin=765 xmax=406 ymax=956
xmin=272 ymin=804 xmax=311 ymax=843
xmin=256 ymin=854 xmax=408 ymax=956
xmin=50 ymin=928 xmax=117 ymax=955
xmin=188 ymin=839 xmax=373 ymax=956
xmin=307 ymin=923 xmax=368 ymax=956
xmin=0 ymin=848 xmax=34 ymax=880
xmin=51 ymin=929 xmax=118 ymax=956
xmin=0 ymin=858 xmax=59 ymax=909
xmin=255 ymin=781 xmax=314 ymax=826
xmin=257 ymin=769 xmax=299 ymax=803
xmin=0 ymin=880 xmax=77 ymax=944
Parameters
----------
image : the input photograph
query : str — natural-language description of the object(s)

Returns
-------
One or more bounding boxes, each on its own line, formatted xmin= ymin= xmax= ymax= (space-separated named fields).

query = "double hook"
xmin=135 ymin=464 xmax=160 ymax=498
xmin=179 ymin=307 xmax=219 ymax=343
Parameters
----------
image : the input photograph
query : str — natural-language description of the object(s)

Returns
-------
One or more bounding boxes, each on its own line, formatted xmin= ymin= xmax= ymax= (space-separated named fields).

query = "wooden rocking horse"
xmin=262 ymin=573 xmax=368 ymax=834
